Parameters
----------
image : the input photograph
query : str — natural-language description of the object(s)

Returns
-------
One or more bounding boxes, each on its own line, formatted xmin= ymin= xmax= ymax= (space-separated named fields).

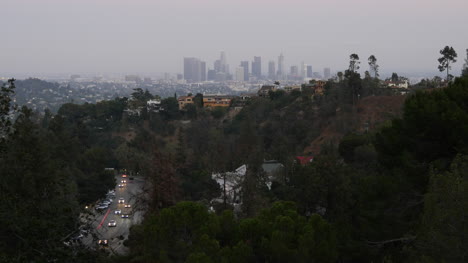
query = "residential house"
xmin=146 ymin=99 xmax=162 ymax=112
xmin=302 ymin=80 xmax=326 ymax=95
xmin=203 ymin=95 xmax=233 ymax=108
xmin=177 ymin=95 xmax=194 ymax=110
xmin=257 ymin=85 xmax=277 ymax=97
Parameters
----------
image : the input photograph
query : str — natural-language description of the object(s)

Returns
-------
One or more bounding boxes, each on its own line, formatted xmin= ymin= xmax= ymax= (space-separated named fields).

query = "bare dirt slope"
xmin=304 ymin=95 xmax=406 ymax=155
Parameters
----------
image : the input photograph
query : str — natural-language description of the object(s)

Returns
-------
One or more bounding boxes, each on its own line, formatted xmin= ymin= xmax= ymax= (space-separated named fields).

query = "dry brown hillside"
xmin=304 ymin=95 xmax=406 ymax=155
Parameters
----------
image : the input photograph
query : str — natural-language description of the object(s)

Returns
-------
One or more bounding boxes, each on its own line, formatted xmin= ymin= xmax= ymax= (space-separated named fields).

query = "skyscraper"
xmin=183 ymin=57 xmax=205 ymax=82
xmin=200 ymin=61 xmax=206 ymax=81
xmin=214 ymin=51 xmax=229 ymax=74
xmin=268 ymin=61 xmax=276 ymax=79
xmin=300 ymin=62 xmax=307 ymax=80
xmin=290 ymin=66 xmax=298 ymax=76
xmin=307 ymin=65 xmax=313 ymax=78
xmin=277 ymin=53 xmax=284 ymax=79
xmin=235 ymin=67 xmax=244 ymax=82
xmin=324 ymin=67 xmax=331 ymax=80
xmin=252 ymin=56 xmax=262 ymax=78
xmin=240 ymin=61 xmax=249 ymax=81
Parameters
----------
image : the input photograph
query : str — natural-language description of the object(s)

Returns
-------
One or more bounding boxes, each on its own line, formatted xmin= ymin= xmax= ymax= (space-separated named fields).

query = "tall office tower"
xmin=183 ymin=57 xmax=203 ymax=82
xmin=277 ymin=53 xmax=284 ymax=79
xmin=300 ymin=62 xmax=307 ymax=79
xmin=207 ymin=69 xmax=216 ymax=81
xmin=240 ymin=61 xmax=249 ymax=81
xmin=214 ymin=60 xmax=222 ymax=72
xmin=307 ymin=65 xmax=313 ymax=78
xmin=213 ymin=51 xmax=229 ymax=74
xmin=323 ymin=67 xmax=331 ymax=80
xmin=290 ymin=66 xmax=299 ymax=76
xmin=252 ymin=56 xmax=262 ymax=78
xmin=220 ymin=51 xmax=226 ymax=65
xmin=235 ymin=67 xmax=245 ymax=82
xmin=268 ymin=61 xmax=276 ymax=79
xmin=200 ymin=61 xmax=206 ymax=81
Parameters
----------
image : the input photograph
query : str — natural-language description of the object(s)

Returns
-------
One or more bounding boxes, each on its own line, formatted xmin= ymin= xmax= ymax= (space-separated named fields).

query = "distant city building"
xmin=176 ymin=74 xmax=183 ymax=80
xmin=235 ymin=67 xmax=245 ymax=82
xmin=300 ymin=62 xmax=306 ymax=79
xmin=143 ymin=77 xmax=152 ymax=84
xmin=277 ymin=53 xmax=285 ymax=80
xmin=307 ymin=65 xmax=313 ymax=78
xmin=207 ymin=69 xmax=216 ymax=81
xmin=268 ymin=61 xmax=276 ymax=79
xmin=184 ymin=57 xmax=205 ymax=83
xmin=201 ymin=61 xmax=206 ymax=81
xmin=70 ymin=74 xmax=80 ymax=81
xmin=252 ymin=56 xmax=262 ymax=78
xmin=290 ymin=66 xmax=299 ymax=76
xmin=214 ymin=51 xmax=229 ymax=74
xmin=125 ymin=75 xmax=142 ymax=83
xmin=324 ymin=67 xmax=331 ymax=80
xmin=215 ymin=72 xmax=227 ymax=82
xmin=240 ymin=61 xmax=249 ymax=81
xmin=312 ymin=72 xmax=322 ymax=79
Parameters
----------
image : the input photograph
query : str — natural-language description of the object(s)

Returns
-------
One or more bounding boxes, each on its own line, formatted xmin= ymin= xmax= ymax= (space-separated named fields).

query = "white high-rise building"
xmin=277 ymin=53 xmax=285 ymax=79
xmin=300 ymin=61 xmax=307 ymax=80
xmin=235 ymin=67 xmax=245 ymax=82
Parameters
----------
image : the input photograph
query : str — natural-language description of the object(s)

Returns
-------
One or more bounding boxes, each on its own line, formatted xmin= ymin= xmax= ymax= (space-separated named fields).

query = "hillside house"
xmin=257 ymin=85 xmax=277 ymax=97
xmin=203 ymin=95 xmax=233 ymax=108
xmin=177 ymin=96 xmax=194 ymax=110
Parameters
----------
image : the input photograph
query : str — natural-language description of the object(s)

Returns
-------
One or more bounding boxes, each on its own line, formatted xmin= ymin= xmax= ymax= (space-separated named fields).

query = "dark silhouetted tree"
xmin=438 ymin=46 xmax=457 ymax=81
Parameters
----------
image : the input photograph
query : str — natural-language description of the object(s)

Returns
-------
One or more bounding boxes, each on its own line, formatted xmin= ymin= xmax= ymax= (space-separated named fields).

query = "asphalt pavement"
xmin=80 ymin=174 xmax=146 ymax=255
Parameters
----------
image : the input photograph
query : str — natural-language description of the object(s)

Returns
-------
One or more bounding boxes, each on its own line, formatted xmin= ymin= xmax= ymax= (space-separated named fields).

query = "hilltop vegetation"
xmin=1 ymin=70 xmax=468 ymax=262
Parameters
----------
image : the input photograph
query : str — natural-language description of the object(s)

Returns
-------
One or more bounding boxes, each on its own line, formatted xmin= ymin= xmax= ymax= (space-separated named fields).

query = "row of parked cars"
xmin=95 ymin=190 xmax=116 ymax=210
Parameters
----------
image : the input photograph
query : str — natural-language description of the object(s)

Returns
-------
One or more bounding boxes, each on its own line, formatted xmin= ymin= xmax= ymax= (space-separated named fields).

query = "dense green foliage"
xmin=126 ymin=201 xmax=337 ymax=263
xmin=0 ymin=80 xmax=117 ymax=261
xmin=1 ymin=69 xmax=467 ymax=262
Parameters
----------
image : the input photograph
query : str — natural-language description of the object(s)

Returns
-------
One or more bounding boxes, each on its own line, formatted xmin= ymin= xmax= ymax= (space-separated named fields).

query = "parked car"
xmin=95 ymin=205 xmax=108 ymax=210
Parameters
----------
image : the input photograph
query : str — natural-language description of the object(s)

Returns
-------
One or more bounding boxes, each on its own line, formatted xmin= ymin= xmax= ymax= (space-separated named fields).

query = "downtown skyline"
xmin=1 ymin=0 xmax=467 ymax=77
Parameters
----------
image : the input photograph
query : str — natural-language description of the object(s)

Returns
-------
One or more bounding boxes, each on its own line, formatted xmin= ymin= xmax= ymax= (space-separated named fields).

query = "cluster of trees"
xmin=1 ymin=46 xmax=467 ymax=262
xmin=124 ymin=201 xmax=337 ymax=263
xmin=122 ymin=73 xmax=468 ymax=262
xmin=0 ymin=80 xmax=118 ymax=261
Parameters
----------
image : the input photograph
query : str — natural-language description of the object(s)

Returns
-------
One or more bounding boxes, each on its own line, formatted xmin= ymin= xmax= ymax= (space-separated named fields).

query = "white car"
xmin=95 ymin=205 xmax=108 ymax=210
xmin=108 ymin=220 xmax=116 ymax=227
xmin=114 ymin=210 xmax=121 ymax=215
xmin=118 ymin=198 xmax=125 ymax=204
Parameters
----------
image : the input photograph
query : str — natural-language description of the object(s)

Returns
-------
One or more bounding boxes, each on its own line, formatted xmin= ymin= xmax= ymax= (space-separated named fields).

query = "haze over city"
xmin=2 ymin=0 xmax=468 ymax=78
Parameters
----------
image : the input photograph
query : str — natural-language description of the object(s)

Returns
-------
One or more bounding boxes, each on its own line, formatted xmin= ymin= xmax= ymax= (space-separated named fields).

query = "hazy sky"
xmin=1 ymin=0 xmax=468 ymax=77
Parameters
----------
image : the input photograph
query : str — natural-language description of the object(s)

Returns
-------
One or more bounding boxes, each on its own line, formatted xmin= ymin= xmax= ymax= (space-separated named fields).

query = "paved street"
xmin=80 ymin=174 xmax=147 ymax=255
